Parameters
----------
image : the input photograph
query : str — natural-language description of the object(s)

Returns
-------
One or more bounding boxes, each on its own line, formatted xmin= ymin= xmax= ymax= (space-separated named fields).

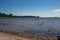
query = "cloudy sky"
xmin=0 ymin=0 xmax=60 ymax=17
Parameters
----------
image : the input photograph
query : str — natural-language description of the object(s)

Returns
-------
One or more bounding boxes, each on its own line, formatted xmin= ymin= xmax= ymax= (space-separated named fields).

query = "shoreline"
xmin=0 ymin=29 xmax=57 ymax=40
xmin=0 ymin=29 xmax=34 ymax=40
xmin=0 ymin=29 xmax=36 ymax=39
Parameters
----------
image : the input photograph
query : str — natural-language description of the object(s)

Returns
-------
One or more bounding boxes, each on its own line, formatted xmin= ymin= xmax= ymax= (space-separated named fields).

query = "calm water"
xmin=0 ymin=18 xmax=60 ymax=36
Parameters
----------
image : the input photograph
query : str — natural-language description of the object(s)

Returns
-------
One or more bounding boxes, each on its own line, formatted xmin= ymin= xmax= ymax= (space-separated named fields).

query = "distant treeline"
xmin=0 ymin=13 xmax=12 ymax=17
xmin=13 ymin=16 xmax=39 ymax=18
xmin=0 ymin=12 xmax=39 ymax=18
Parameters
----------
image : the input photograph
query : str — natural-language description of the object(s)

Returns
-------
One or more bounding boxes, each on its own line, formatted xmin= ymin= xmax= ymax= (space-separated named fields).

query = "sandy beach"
xmin=0 ymin=30 xmax=57 ymax=40
xmin=0 ymin=31 xmax=33 ymax=40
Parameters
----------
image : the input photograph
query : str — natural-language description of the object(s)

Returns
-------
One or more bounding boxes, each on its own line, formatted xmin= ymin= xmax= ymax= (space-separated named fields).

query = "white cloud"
xmin=52 ymin=9 xmax=60 ymax=13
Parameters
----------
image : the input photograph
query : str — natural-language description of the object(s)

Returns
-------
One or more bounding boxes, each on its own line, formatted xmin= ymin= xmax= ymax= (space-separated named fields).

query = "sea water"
xmin=0 ymin=18 xmax=60 ymax=36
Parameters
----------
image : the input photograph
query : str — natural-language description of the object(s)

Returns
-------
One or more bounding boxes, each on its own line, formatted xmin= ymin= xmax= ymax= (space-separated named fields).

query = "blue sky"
xmin=0 ymin=0 xmax=60 ymax=17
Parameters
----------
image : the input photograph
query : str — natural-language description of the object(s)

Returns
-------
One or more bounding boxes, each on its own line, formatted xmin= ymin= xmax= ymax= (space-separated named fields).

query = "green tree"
xmin=9 ymin=13 xmax=13 ymax=16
